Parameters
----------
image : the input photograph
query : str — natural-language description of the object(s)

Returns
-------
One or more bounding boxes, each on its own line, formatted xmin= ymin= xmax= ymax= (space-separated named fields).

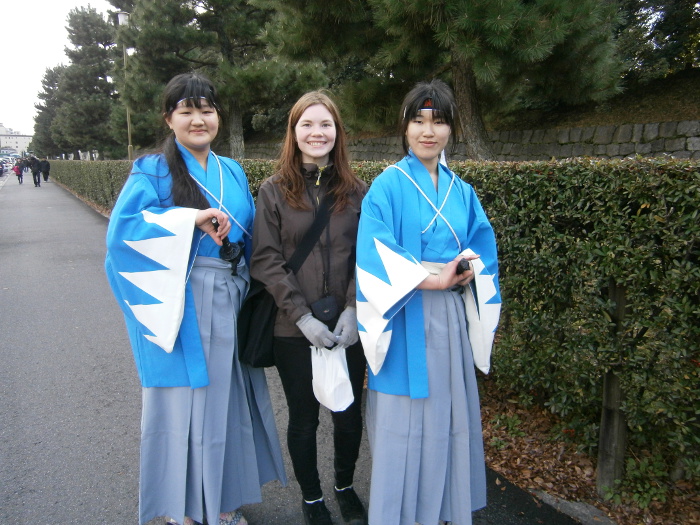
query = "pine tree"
xmin=645 ymin=0 xmax=699 ymax=72
xmin=50 ymin=7 xmax=119 ymax=158
xmin=30 ymin=66 xmax=66 ymax=158
xmin=257 ymin=0 xmax=623 ymax=159
xmin=113 ymin=0 xmax=327 ymax=157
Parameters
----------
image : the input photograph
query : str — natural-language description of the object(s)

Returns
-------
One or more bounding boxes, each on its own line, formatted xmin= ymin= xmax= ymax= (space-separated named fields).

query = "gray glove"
xmin=296 ymin=313 xmax=337 ymax=348
xmin=333 ymin=306 xmax=359 ymax=347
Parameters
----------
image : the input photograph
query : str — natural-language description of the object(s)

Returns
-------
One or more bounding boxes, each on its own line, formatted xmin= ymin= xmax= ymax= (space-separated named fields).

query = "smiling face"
xmin=294 ymin=103 xmax=337 ymax=166
xmin=405 ymin=109 xmax=451 ymax=172
xmin=165 ymin=99 xmax=219 ymax=161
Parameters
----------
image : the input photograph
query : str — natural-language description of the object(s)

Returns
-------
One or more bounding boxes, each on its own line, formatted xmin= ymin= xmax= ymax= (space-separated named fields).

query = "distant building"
xmin=0 ymin=123 xmax=33 ymax=156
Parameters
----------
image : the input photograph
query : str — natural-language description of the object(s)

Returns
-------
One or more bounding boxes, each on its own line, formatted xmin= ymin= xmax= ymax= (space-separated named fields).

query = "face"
xmin=165 ymin=99 xmax=219 ymax=157
xmin=294 ymin=104 xmax=337 ymax=166
xmin=405 ymin=109 xmax=451 ymax=168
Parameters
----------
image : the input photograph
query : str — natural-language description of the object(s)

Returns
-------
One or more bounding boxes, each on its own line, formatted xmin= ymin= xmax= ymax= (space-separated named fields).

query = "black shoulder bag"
xmin=238 ymin=192 xmax=334 ymax=367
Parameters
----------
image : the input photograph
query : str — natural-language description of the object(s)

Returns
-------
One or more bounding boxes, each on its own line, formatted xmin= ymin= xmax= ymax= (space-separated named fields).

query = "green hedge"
xmin=53 ymin=156 xmax=700 ymax=494
xmin=52 ymin=160 xmax=132 ymax=213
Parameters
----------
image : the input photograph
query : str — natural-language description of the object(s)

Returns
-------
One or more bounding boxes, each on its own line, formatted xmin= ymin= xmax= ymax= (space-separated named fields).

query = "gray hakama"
xmin=366 ymin=288 xmax=486 ymax=525
xmin=139 ymin=257 xmax=286 ymax=525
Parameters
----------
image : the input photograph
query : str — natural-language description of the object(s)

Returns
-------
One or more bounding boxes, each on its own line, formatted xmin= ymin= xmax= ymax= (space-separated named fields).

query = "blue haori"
xmin=139 ymin=257 xmax=287 ymax=525
xmin=366 ymin=288 xmax=486 ymax=525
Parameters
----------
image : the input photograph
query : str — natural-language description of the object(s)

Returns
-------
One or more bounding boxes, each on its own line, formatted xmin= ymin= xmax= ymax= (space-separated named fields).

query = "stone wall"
xmin=245 ymin=120 xmax=700 ymax=162
xmin=487 ymin=120 xmax=700 ymax=161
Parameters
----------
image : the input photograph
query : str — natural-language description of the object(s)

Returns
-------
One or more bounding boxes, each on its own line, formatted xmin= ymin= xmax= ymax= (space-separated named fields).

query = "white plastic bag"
xmin=310 ymin=345 xmax=354 ymax=412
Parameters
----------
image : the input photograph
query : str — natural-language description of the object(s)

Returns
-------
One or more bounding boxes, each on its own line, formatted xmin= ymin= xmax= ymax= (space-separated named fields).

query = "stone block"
xmin=531 ymin=129 xmax=545 ymax=143
xmin=636 ymin=142 xmax=652 ymax=154
xmin=594 ymin=144 xmax=608 ymax=155
xmin=559 ymin=144 xmax=573 ymax=158
xmin=613 ymin=124 xmax=633 ymax=143
xmin=632 ymin=124 xmax=645 ymax=143
xmin=522 ymin=130 xmax=533 ymax=143
xmin=606 ymin=144 xmax=621 ymax=156
xmin=558 ymin=129 xmax=570 ymax=144
xmin=543 ymin=128 xmax=558 ymax=143
xmin=569 ymin=127 xmax=583 ymax=142
xmin=677 ymin=120 xmax=700 ymax=136
xmin=571 ymin=143 xmax=586 ymax=157
xmin=581 ymin=126 xmax=595 ymax=142
xmin=509 ymin=130 xmax=524 ymax=143
xmin=593 ymin=125 xmax=616 ymax=144
xmin=619 ymin=143 xmax=636 ymax=156
xmin=649 ymin=138 xmax=665 ymax=152
xmin=665 ymin=138 xmax=686 ymax=151
xmin=643 ymin=123 xmax=659 ymax=142
xmin=672 ymin=151 xmax=691 ymax=159
xmin=545 ymin=144 xmax=560 ymax=157
xmin=659 ymin=121 xmax=677 ymax=138
xmin=687 ymin=137 xmax=700 ymax=151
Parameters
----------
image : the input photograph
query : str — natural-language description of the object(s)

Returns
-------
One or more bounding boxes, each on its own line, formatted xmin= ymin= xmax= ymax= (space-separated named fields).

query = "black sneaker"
xmin=302 ymin=499 xmax=333 ymax=525
xmin=334 ymin=487 xmax=367 ymax=525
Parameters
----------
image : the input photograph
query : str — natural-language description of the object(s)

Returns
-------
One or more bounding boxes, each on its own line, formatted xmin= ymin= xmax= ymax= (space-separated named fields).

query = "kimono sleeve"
xmin=459 ymin=182 xmax=502 ymax=374
xmin=105 ymin=172 xmax=199 ymax=354
xmin=355 ymin=175 xmax=429 ymax=375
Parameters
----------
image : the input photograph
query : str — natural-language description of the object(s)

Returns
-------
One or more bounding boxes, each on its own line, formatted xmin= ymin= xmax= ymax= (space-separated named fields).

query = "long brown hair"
xmin=276 ymin=91 xmax=362 ymax=211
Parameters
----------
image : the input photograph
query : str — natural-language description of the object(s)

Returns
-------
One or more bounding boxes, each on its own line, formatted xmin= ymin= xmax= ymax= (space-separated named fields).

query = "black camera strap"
xmin=286 ymin=190 xmax=334 ymax=275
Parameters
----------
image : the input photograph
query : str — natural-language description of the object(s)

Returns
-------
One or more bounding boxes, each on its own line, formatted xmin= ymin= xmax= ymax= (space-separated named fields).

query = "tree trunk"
xmin=451 ymin=53 xmax=493 ymax=160
xmin=596 ymin=279 xmax=628 ymax=496
xmin=597 ymin=369 xmax=627 ymax=496
xmin=228 ymin=100 xmax=245 ymax=159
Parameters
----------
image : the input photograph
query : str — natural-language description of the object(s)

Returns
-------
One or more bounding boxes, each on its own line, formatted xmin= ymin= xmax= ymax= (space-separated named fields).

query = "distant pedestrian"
xmin=40 ymin=157 xmax=51 ymax=182
xmin=13 ymin=163 xmax=23 ymax=184
xmin=30 ymin=156 xmax=41 ymax=187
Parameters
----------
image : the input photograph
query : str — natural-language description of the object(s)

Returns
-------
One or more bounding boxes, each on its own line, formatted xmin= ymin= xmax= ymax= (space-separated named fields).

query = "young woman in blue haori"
xmin=105 ymin=73 xmax=286 ymax=525
xmin=356 ymin=79 xmax=502 ymax=525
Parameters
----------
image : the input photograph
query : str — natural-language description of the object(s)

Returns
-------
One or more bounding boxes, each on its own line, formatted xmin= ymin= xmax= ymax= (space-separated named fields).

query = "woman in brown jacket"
xmin=250 ymin=91 xmax=367 ymax=525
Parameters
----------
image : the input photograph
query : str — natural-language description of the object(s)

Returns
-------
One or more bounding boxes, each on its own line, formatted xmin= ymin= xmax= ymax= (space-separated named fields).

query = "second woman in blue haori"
xmin=356 ymin=79 xmax=502 ymax=525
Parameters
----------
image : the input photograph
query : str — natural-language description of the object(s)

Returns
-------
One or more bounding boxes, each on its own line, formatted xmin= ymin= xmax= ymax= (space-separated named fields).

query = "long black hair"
xmin=399 ymin=79 xmax=458 ymax=155
xmin=161 ymin=72 xmax=223 ymax=209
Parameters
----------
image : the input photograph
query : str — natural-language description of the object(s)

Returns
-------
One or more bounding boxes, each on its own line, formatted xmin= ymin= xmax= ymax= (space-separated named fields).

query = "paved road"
xmin=0 ymin=171 xmax=587 ymax=524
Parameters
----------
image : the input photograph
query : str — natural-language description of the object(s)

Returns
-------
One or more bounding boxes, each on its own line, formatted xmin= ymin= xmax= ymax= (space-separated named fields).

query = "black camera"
xmin=456 ymin=259 xmax=471 ymax=274
xmin=211 ymin=218 xmax=245 ymax=275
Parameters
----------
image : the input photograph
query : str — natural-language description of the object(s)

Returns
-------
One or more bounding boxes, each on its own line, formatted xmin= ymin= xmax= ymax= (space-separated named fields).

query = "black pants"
xmin=32 ymin=171 xmax=41 ymax=186
xmin=273 ymin=336 xmax=366 ymax=501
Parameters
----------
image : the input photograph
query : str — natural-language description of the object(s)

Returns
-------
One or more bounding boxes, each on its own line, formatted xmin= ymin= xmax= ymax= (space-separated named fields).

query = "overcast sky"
xmin=1 ymin=0 xmax=114 ymax=135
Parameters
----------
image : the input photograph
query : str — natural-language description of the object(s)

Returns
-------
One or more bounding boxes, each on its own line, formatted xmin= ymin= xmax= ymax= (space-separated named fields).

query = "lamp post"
xmin=116 ymin=11 xmax=134 ymax=162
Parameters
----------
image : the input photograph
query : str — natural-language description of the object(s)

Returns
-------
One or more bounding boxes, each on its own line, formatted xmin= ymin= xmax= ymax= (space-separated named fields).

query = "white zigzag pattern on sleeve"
xmin=119 ymin=208 xmax=197 ymax=353
xmin=357 ymin=238 xmax=429 ymax=374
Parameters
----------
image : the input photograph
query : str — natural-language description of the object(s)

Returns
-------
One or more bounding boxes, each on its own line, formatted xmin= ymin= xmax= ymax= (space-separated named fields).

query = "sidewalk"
xmin=0 ymin=171 xmax=612 ymax=524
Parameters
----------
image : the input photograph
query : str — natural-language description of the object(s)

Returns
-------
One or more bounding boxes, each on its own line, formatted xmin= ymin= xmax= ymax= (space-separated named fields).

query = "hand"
xmin=421 ymin=254 xmax=480 ymax=290
xmin=195 ymin=208 xmax=231 ymax=246
xmin=296 ymin=313 xmax=337 ymax=348
xmin=333 ymin=307 xmax=358 ymax=347
xmin=454 ymin=254 xmax=479 ymax=286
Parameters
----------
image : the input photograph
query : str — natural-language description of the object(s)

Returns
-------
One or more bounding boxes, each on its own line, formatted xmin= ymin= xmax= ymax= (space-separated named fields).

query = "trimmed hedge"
xmin=53 ymin=156 xmax=699 ymax=494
